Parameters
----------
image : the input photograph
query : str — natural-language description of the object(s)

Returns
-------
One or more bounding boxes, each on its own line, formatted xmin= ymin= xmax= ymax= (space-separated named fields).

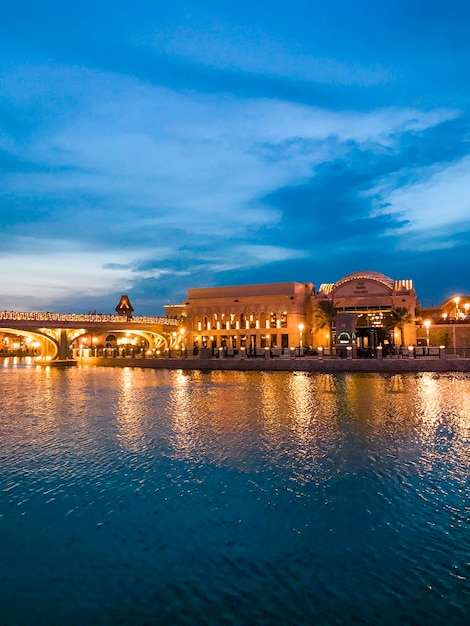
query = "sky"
xmin=1 ymin=0 xmax=469 ymax=315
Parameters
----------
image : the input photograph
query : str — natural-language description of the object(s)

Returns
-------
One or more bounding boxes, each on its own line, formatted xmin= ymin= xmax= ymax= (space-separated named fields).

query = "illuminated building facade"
xmin=313 ymin=271 xmax=418 ymax=349
xmin=178 ymin=271 xmax=419 ymax=352
xmin=418 ymin=295 xmax=470 ymax=348
xmin=183 ymin=282 xmax=314 ymax=353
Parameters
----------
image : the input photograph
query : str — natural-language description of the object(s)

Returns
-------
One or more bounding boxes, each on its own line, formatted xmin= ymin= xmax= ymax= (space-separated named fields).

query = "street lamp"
xmin=424 ymin=319 xmax=431 ymax=347
xmin=298 ymin=323 xmax=304 ymax=356
xmin=454 ymin=297 xmax=460 ymax=318
xmin=179 ymin=328 xmax=186 ymax=354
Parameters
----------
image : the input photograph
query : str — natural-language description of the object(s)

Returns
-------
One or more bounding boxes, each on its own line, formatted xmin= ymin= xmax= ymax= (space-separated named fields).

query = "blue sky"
xmin=1 ymin=0 xmax=469 ymax=314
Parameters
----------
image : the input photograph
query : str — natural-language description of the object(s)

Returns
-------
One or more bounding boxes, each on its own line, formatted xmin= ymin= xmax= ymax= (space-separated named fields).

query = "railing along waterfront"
xmin=75 ymin=346 xmax=470 ymax=360
xmin=0 ymin=311 xmax=178 ymax=325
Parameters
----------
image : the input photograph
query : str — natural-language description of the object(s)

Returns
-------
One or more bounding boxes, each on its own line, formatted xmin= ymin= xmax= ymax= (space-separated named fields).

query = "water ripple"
xmin=0 ymin=367 xmax=469 ymax=624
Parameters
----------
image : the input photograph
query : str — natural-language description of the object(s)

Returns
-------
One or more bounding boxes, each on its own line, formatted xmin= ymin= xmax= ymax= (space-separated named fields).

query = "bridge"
xmin=0 ymin=310 xmax=181 ymax=364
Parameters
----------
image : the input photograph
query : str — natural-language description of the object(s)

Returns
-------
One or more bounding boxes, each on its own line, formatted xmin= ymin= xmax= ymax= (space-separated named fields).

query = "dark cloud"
xmin=260 ymin=154 xmax=402 ymax=247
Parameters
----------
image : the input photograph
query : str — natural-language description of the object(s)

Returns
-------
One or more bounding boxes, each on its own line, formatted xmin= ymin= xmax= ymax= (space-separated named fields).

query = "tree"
xmin=314 ymin=300 xmax=337 ymax=346
xmin=438 ymin=330 xmax=451 ymax=348
xmin=385 ymin=306 xmax=414 ymax=346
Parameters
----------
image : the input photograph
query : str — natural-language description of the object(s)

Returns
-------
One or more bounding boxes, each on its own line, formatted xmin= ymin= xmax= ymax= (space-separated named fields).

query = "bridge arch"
xmin=70 ymin=328 xmax=175 ymax=353
xmin=0 ymin=312 xmax=181 ymax=362
xmin=0 ymin=327 xmax=60 ymax=360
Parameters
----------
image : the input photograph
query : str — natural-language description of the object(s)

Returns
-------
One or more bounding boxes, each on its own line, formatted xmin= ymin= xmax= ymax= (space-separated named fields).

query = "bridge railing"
xmin=0 ymin=311 xmax=179 ymax=325
xmin=131 ymin=316 xmax=179 ymax=325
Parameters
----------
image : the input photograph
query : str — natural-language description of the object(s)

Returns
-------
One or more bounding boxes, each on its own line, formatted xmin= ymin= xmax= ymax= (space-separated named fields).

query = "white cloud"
xmin=0 ymin=239 xmax=135 ymax=303
xmin=152 ymin=27 xmax=391 ymax=87
xmin=0 ymin=63 xmax=463 ymax=309
xmin=370 ymin=155 xmax=470 ymax=247
xmin=3 ymin=65 xmax=456 ymax=227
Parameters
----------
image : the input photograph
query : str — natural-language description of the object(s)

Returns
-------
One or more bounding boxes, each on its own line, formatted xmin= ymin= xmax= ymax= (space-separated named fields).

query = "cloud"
xmin=152 ymin=25 xmax=393 ymax=88
xmin=0 ymin=57 xmax=468 ymax=312
xmin=369 ymin=155 xmax=470 ymax=246
xmin=0 ymin=238 xmax=136 ymax=300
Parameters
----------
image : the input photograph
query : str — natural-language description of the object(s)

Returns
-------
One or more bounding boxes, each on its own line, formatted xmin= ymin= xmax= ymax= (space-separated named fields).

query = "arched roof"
xmin=334 ymin=270 xmax=395 ymax=290
xmin=440 ymin=295 xmax=470 ymax=308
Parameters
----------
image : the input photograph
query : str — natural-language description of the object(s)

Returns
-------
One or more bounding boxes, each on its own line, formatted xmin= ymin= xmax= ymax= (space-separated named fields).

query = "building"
xmin=172 ymin=270 xmax=421 ymax=354
xmin=313 ymin=270 xmax=418 ymax=350
xmin=418 ymin=295 xmax=470 ymax=348
xmin=183 ymin=282 xmax=314 ymax=354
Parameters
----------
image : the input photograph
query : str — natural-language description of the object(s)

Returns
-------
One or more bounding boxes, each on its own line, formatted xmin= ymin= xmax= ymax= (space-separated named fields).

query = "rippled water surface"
xmin=0 ymin=364 xmax=469 ymax=625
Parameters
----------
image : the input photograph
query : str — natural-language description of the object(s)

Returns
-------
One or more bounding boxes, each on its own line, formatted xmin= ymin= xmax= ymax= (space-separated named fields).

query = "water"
xmin=0 ymin=363 xmax=469 ymax=625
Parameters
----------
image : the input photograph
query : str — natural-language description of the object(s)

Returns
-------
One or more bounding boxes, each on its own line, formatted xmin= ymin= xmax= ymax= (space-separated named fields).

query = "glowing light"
xmin=298 ymin=323 xmax=304 ymax=354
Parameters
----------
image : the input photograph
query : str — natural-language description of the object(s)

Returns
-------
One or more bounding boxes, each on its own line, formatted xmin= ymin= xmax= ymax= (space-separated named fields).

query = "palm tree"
xmin=314 ymin=300 xmax=337 ymax=346
xmin=386 ymin=306 xmax=414 ymax=346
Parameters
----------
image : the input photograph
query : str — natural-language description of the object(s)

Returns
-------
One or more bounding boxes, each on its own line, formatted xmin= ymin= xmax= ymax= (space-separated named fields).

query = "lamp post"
xmin=424 ymin=319 xmax=430 ymax=348
xmin=180 ymin=327 xmax=186 ymax=356
xmin=298 ymin=323 xmax=304 ymax=356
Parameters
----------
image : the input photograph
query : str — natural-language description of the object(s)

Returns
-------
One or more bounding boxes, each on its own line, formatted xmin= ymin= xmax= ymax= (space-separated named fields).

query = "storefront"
xmin=312 ymin=271 xmax=417 ymax=350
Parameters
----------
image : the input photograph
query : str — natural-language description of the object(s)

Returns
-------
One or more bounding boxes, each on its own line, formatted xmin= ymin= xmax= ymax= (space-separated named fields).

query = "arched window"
xmin=280 ymin=311 xmax=287 ymax=328
xmin=193 ymin=315 xmax=201 ymax=331
xmin=202 ymin=315 xmax=209 ymax=331
xmin=260 ymin=312 xmax=268 ymax=328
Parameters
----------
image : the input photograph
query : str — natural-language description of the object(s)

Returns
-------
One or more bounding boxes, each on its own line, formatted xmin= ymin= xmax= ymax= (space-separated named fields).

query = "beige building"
xmin=182 ymin=282 xmax=314 ymax=354
xmin=418 ymin=295 xmax=470 ymax=348
xmin=313 ymin=270 xmax=418 ymax=350
xmin=172 ymin=270 xmax=419 ymax=355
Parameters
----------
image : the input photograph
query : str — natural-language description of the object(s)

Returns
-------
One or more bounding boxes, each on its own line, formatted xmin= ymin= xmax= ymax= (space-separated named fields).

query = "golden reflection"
xmin=460 ymin=382 xmax=470 ymax=440
xmin=116 ymin=368 xmax=145 ymax=452
xmin=415 ymin=373 xmax=470 ymax=444
xmin=416 ymin=374 xmax=442 ymax=437
xmin=260 ymin=372 xmax=285 ymax=437
xmin=112 ymin=369 xmax=470 ymax=467
xmin=318 ymin=374 xmax=337 ymax=393
xmin=169 ymin=370 xmax=197 ymax=456
xmin=258 ymin=372 xmax=343 ymax=463
xmin=389 ymin=374 xmax=406 ymax=393
xmin=289 ymin=373 xmax=314 ymax=434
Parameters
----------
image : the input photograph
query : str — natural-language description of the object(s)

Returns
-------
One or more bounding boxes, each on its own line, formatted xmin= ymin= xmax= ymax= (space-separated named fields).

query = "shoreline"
xmin=74 ymin=355 xmax=470 ymax=373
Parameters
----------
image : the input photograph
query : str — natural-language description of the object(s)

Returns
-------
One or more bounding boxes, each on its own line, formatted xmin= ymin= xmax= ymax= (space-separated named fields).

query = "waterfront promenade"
xmin=79 ymin=353 xmax=470 ymax=373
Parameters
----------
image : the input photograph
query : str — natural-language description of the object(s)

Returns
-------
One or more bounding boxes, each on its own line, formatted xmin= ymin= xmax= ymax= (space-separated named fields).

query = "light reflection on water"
xmin=0 ymin=365 xmax=469 ymax=625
